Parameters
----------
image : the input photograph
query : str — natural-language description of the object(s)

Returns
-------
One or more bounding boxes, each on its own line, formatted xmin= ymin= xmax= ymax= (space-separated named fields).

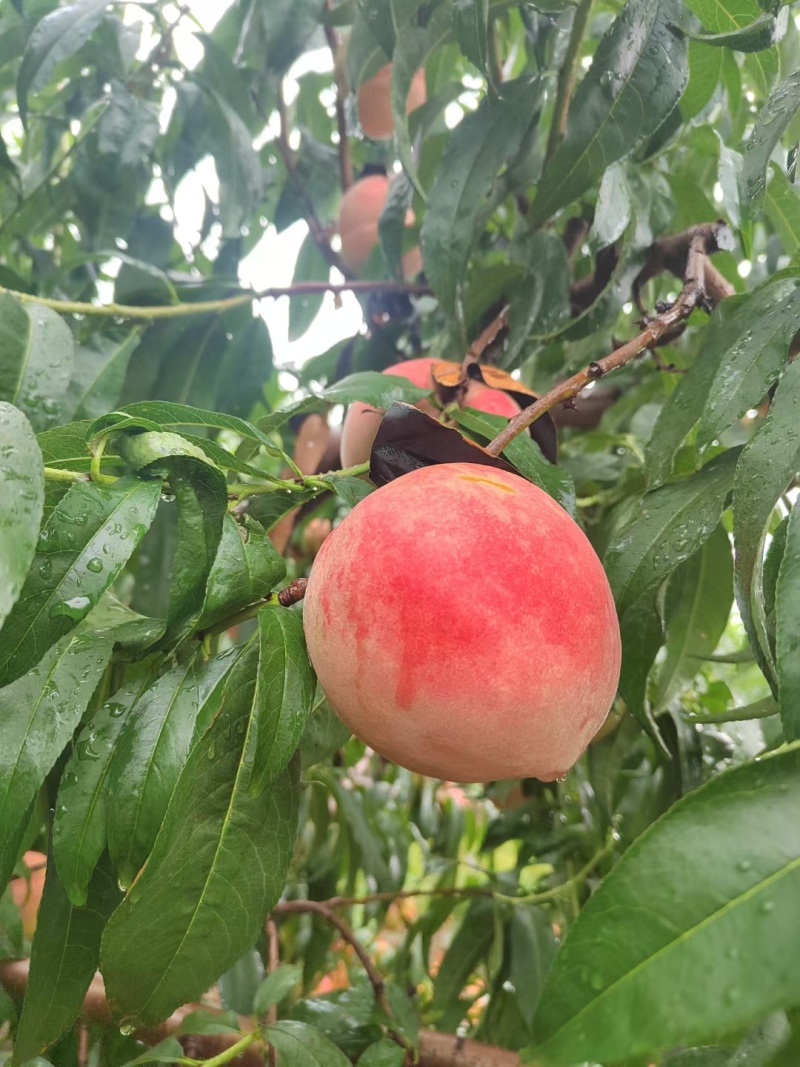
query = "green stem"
xmin=228 ymin=462 xmax=371 ymax=506
xmin=0 ymin=281 xmax=430 ymax=322
xmin=43 ymin=466 xmax=90 ymax=483
xmin=89 ymin=436 xmax=118 ymax=486
xmin=198 ymin=1032 xmax=259 ymax=1067
xmin=545 ymin=0 xmax=594 ymax=164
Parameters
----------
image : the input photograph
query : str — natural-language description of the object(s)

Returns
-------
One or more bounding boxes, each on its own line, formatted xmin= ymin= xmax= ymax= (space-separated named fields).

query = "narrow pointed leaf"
xmin=54 ymin=666 xmax=159 ymax=907
xmin=617 ymin=593 xmax=663 ymax=741
xmin=101 ymin=641 xmax=300 ymax=1026
xmin=764 ymin=164 xmax=800 ymax=255
xmin=532 ymin=747 xmax=800 ymax=1065
xmin=64 ymin=330 xmax=142 ymax=421
xmin=248 ymin=608 xmax=316 ymax=797
xmin=0 ymin=295 xmax=73 ymax=432
xmin=0 ymin=630 xmax=113 ymax=893
xmin=266 ymin=1020 xmax=351 ymax=1067
xmin=742 ymin=68 xmax=800 ymax=215
xmin=733 ymin=359 xmax=800 ymax=682
xmin=197 ymin=516 xmax=286 ymax=631
xmin=530 ymin=0 xmax=688 ymax=225
xmin=107 ymin=650 xmax=241 ymax=889
xmin=0 ymin=403 xmax=43 ymax=631
xmin=12 ymin=854 xmax=120 ymax=1065
xmin=776 ymin=504 xmax=800 ymax=740
xmin=421 ymin=78 xmax=542 ymax=316
xmin=605 ymin=450 xmax=738 ymax=618
xmin=697 ymin=277 xmax=800 ymax=449
xmin=655 ymin=525 xmax=733 ymax=710
xmin=0 ymin=477 xmax=161 ymax=687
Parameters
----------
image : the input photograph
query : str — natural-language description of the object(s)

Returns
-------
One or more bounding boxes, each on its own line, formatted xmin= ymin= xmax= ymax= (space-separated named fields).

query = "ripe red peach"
xmin=338 ymin=174 xmax=421 ymax=277
xmin=358 ymin=65 xmax=427 ymax=140
xmin=339 ymin=358 xmax=522 ymax=468
xmin=303 ymin=462 xmax=621 ymax=782
xmin=11 ymin=851 xmax=47 ymax=939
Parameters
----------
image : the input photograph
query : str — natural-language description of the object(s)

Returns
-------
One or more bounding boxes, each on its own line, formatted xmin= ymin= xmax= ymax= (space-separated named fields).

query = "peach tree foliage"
xmin=0 ymin=0 xmax=799 ymax=1064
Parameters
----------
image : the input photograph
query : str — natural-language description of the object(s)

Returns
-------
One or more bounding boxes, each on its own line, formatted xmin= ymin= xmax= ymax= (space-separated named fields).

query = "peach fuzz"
xmin=303 ymin=462 xmax=621 ymax=783
xmin=337 ymin=174 xmax=421 ymax=277
xmin=339 ymin=358 xmax=522 ymax=468
xmin=11 ymin=850 xmax=47 ymax=939
xmin=357 ymin=65 xmax=427 ymax=140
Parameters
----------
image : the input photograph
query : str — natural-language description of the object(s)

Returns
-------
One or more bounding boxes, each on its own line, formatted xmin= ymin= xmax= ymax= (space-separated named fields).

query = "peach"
xmin=10 ymin=851 xmax=47 ymax=939
xmin=303 ymin=463 xmax=621 ymax=782
xmin=357 ymin=65 xmax=427 ymax=140
xmin=339 ymin=359 xmax=522 ymax=468
xmin=338 ymin=174 xmax=421 ymax=277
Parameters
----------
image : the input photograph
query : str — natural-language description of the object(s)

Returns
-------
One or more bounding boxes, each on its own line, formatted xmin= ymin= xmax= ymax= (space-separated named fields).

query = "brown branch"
xmin=277 ymin=579 xmax=308 ymax=607
xmin=419 ymin=1032 xmax=520 ymax=1067
xmin=323 ymin=6 xmax=352 ymax=192
xmin=320 ymin=885 xmax=494 ymax=909
xmin=265 ymin=919 xmax=280 ymax=1067
xmin=486 ymin=225 xmax=730 ymax=456
xmin=276 ymin=84 xmax=351 ymax=277
xmin=462 ymin=305 xmax=510 ymax=380
xmin=0 ymin=960 xmax=264 ymax=1067
xmin=271 ymin=900 xmax=391 ymax=1019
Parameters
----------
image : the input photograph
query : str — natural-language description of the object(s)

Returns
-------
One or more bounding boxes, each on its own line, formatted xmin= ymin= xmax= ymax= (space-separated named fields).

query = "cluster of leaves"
xmin=1 ymin=0 xmax=800 ymax=1065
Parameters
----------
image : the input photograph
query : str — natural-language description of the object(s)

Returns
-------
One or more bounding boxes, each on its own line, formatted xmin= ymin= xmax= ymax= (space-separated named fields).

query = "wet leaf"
xmin=0 ymin=294 xmax=74 ymax=433
xmin=197 ymin=516 xmax=287 ymax=631
xmin=0 ymin=403 xmax=43 ymax=632
xmin=742 ymin=68 xmax=800 ymax=216
xmin=775 ymin=503 xmax=800 ymax=740
xmin=266 ymin=1020 xmax=351 ymax=1067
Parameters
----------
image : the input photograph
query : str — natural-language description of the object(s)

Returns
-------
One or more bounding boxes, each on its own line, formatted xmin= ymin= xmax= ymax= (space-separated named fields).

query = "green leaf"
xmin=451 ymin=408 xmax=576 ymax=516
xmin=392 ymin=6 xmax=453 ymax=197
xmin=64 ymin=331 xmax=142 ymax=422
xmin=0 ymin=403 xmax=43 ymax=632
xmin=346 ymin=13 xmax=389 ymax=90
xmin=681 ymin=0 xmax=776 ymax=95
xmin=323 ymin=371 xmax=430 ymax=408
xmin=697 ymin=277 xmax=800 ymax=449
xmin=742 ymin=68 xmax=800 ymax=216
xmin=645 ymin=304 xmax=740 ymax=486
xmin=0 ymin=295 xmax=74 ymax=433
xmin=107 ymin=651 xmax=241 ymax=890
xmin=324 ymin=773 xmax=394 ymax=891
xmin=680 ymin=40 xmax=724 ymax=120
xmin=618 ymin=594 xmax=663 ymax=737
xmin=289 ymin=233 xmax=329 ymax=343
xmin=100 ymin=641 xmax=300 ymax=1026
xmin=532 ymin=746 xmax=800 ymax=1064
xmin=530 ymin=0 xmax=688 ymax=225
xmin=504 ymin=232 xmax=571 ymax=362
xmin=247 ymin=608 xmax=316 ymax=797
xmin=421 ymin=78 xmax=542 ymax=316
xmin=53 ymin=666 xmax=159 ymax=907
xmin=197 ymin=516 xmax=287 ymax=631
xmin=655 ymin=525 xmax=733 ymax=710
xmin=733 ymin=359 xmax=800 ymax=684
xmin=776 ymin=504 xmax=800 ymax=741
xmin=432 ymin=898 xmax=496 ymax=1030
xmin=587 ymin=163 xmax=631 ymax=254
xmin=0 ymin=630 xmax=113 ymax=893
xmin=357 ymin=1040 xmax=406 ymax=1067
xmin=508 ymin=906 xmax=557 ymax=1031
xmin=605 ymin=451 xmax=738 ymax=618
xmin=453 ymin=0 xmax=489 ymax=73
xmin=765 ymin=163 xmax=800 ymax=256
xmin=253 ymin=962 xmax=302 ymax=1015
xmin=0 ymin=477 xmax=161 ymax=688
xmin=149 ymin=457 xmax=228 ymax=648
xmin=248 ymin=0 xmax=322 ymax=79
xmin=266 ymin=1020 xmax=352 ymax=1067
xmin=16 ymin=0 xmax=109 ymax=126
xmin=683 ymin=10 xmax=788 ymax=51
xmin=12 ymin=854 xmax=120 ymax=1065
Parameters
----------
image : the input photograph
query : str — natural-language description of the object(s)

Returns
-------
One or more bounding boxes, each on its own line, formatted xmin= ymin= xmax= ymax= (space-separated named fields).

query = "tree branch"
xmin=486 ymin=222 xmax=734 ymax=456
xmin=0 ymin=280 xmax=431 ymax=321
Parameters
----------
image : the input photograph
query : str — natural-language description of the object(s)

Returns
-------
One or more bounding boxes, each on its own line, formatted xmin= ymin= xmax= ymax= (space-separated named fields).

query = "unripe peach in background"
xmin=337 ymin=174 xmax=421 ymax=277
xmin=357 ymin=65 xmax=427 ymax=140
xmin=339 ymin=358 xmax=522 ymax=468
xmin=10 ymin=851 xmax=47 ymax=939
xmin=303 ymin=463 xmax=621 ymax=782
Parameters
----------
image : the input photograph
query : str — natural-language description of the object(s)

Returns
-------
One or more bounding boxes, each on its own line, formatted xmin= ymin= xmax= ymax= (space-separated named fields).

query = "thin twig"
xmin=323 ymin=6 xmax=352 ymax=192
xmin=461 ymin=305 xmax=510 ymax=379
xmin=545 ymin=0 xmax=594 ymax=163
xmin=321 ymin=885 xmax=494 ymax=909
xmin=265 ymin=919 xmax=280 ymax=1067
xmin=0 ymin=279 xmax=430 ymax=321
xmin=485 ymin=225 xmax=731 ymax=456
